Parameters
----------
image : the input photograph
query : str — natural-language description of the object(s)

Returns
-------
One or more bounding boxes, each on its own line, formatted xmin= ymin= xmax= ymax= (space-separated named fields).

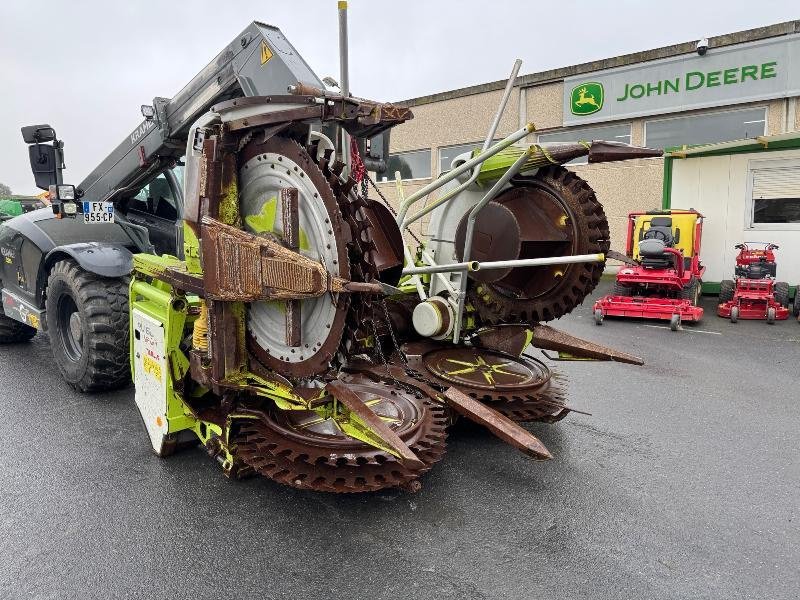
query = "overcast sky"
xmin=0 ymin=0 xmax=796 ymax=194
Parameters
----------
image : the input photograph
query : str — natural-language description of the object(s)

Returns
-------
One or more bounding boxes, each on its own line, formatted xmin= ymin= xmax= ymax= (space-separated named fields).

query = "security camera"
xmin=696 ymin=38 xmax=709 ymax=56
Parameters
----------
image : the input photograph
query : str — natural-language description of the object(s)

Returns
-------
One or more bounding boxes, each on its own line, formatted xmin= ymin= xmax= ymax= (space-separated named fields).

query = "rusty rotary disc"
xmin=469 ymin=165 xmax=610 ymax=324
xmin=234 ymin=373 xmax=448 ymax=493
xmin=422 ymin=347 xmax=548 ymax=391
xmin=416 ymin=345 xmax=569 ymax=422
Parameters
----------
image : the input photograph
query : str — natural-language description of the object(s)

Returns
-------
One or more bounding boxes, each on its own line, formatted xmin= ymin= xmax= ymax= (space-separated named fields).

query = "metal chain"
xmin=366 ymin=174 xmax=423 ymax=247
xmin=379 ymin=297 xmax=408 ymax=366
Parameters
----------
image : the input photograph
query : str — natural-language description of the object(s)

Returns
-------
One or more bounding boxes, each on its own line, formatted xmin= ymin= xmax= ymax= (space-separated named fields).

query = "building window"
xmin=645 ymin=107 xmax=766 ymax=150
xmin=537 ymin=123 xmax=632 ymax=164
xmin=377 ymin=149 xmax=431 ymax=182
xmin=438 ymin=141 xmax=504 ymax=174
xmin=439 ymin=143 xmax=479 ymax=174
xmin=748 ymin=159 xmax=800 ymax=229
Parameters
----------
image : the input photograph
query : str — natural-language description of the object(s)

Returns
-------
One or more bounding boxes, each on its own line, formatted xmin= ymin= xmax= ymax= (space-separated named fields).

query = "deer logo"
xmin=570 ymin=82 xmax=604 ymax=116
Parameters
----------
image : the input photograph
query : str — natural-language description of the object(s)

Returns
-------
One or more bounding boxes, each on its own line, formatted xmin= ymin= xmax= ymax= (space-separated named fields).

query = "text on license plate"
xmin=83 ymin=202 xmax=114 ymax=224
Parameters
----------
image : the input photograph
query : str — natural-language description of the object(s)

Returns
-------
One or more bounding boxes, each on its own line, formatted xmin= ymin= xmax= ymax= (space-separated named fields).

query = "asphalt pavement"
xmin=1 ymin=281 xmax=798 ymax=600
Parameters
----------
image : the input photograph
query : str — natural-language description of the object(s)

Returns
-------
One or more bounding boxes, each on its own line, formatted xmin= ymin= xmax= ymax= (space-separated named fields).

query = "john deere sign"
xmin=563 ymin=34 xmax=800 ymax=125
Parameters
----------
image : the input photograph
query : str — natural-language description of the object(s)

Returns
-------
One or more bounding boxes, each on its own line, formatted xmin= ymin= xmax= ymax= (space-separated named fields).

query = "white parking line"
xmin=642 ymin=324 xmax=722 ymax=335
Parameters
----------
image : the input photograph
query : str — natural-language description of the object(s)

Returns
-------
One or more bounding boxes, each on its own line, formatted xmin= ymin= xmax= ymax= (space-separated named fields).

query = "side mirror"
xmin=28 ymin=144 xmax=59 ymax=190
xmin=21 ymin=123 xmax=65 ymax=191
xmin=21 ymin=124 xmax=56 ymax=144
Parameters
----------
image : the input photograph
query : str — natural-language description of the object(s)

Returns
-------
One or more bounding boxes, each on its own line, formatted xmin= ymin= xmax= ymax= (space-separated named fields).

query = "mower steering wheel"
xmin=647 ymin=230 xmax=669 ymax=242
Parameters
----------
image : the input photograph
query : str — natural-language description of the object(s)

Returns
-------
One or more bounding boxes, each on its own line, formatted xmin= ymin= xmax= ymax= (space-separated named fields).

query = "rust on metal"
xmin=422 ymin=346 xmax=547 ymax=392
xmin=467 ymin=166 xmax=609 ymax=324
xmin=606 ymin=249 xmax=639 ymax=266
xmin=201 ymin=216 xmax=345 ymax=301
xmin=454 ymin=202 xmax=521 ymax=283
xmin=530 ymin=324 xmax=644 ymax=365
xmin=472 ymin=325 xmax=531 ymax=356
xmin=281 ymin=187 xmax=302 ymax=347
xmin=207 ymin=299 xmax=246 ymax=387
xmin=234 ymin=374 xmax=447 ymax=493
xmin=587 ymin=140 xmax=663 ymax=163
xmin=443 ymin=387 xmax=552 ymax=460
xmin=327 ymin=380 xmax=425 ymax=470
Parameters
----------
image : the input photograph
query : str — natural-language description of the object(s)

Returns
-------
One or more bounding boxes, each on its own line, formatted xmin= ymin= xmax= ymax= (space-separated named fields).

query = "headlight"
xmin=57 ymin=185 xmax=76 ymax=200
xmin=62 ymin=202 xmax=77 ymax=215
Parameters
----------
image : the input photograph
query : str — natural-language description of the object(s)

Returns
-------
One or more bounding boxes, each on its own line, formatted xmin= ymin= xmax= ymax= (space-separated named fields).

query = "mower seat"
xmin=642 ymin=217 xmax=675 ymax=247
xmin=736 ymin=262 xmax=776 ymax=279
xmin=639 ymin=238 xmax=674 ymax=269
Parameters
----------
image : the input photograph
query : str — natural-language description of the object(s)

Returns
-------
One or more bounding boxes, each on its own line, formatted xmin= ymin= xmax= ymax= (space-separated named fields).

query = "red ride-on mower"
xmin=593 ymin=210 xmax=705 ymax=331
xmin=717 ymin=243 xmax=790 ymax=324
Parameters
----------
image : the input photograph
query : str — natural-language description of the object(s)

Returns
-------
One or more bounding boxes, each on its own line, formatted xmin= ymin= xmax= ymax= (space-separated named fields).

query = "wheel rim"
xmin=238 ymin=137 xmax=349 ymax=378
xmin=57 ymin=295 xmax=83 ymax=362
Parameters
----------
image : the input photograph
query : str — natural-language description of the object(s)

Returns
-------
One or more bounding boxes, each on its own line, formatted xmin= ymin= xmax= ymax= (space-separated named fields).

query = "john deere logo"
xmin=570 ymin=82 xmax=604 ymax=115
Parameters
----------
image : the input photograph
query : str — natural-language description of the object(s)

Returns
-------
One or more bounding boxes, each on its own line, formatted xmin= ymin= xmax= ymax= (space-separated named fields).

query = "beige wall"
xmin=570 ymin=158 xmax=664 ymax=252
xmin=391 ymin=88 xmax=519 ymax=153
xmin=525 ymin=82 xmax=563 ymax=131
xmin=795 ymin=98 xmax=800 ymax=131
xmin=767 ymin=99 xmax=785 ymax=135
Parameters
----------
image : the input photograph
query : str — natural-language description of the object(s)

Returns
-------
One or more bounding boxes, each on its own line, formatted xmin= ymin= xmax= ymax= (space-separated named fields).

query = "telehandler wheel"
xmin=718 ymin=279 xmax=735 ymax=304
xmin=45 ymin=259 xmax=130 ymax=392
xmin=774 ymin=282 xmax=789 ymax=307
xmin=0 ymin=313 xmax=36 ymax=343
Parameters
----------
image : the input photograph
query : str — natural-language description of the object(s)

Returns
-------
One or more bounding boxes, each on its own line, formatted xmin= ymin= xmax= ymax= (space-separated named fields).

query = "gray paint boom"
xmin=78 ymin=22 xmax=324 ymax=203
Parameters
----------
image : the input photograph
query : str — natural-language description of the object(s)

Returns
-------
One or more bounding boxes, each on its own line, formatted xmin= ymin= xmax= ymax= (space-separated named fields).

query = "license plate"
xmin=83 ymin=201 xmax=114 ymax=224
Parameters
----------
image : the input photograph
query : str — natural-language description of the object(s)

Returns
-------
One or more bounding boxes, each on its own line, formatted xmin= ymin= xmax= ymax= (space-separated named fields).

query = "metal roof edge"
xmin=398 ymin=20 xmax=800 ymax=108
xmin=666 ymin=131 xmax=800 ymax=158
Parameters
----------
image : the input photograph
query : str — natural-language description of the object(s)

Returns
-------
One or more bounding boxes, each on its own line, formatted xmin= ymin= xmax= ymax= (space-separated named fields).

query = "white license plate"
xmin=83 ymin=201 xmax=114 ymax=224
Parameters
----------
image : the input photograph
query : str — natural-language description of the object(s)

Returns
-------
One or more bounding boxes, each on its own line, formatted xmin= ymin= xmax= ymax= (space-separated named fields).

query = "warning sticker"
xmin=260 ymin=40 xmax=273 ymax=65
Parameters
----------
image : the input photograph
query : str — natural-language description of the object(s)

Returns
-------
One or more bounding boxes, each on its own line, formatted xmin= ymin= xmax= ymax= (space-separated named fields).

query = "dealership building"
xmin=376 ymin=20 xmax=800 ymax=283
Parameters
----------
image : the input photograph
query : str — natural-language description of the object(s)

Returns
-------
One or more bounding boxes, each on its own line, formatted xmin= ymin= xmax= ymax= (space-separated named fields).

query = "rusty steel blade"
xmin=327 ymin=380 xmax=425 ymax=470
xmin=530 ymin=324 xmax=644 ymax=365
xmin=443 ymin=388 xmax=552 ymax=461
xmin=606 ymin=249 xmax=638 ymax=266
xmin=588 ymin=140 xmax=663 ymax=163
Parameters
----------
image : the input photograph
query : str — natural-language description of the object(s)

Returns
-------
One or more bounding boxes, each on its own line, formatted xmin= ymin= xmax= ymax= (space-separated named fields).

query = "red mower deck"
xmin=717 ymin=243 xmax=790 ymax=324
xmin=594 ymin=295 xmax=703 ymax=328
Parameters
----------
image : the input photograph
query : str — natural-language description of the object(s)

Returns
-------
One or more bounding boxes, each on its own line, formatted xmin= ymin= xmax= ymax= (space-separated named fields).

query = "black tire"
xmin=774 ymin=281 xmax=789 ymax=307
xmin=681 ymin=278 xmax=701 ymax=306
xmin=0 ymin=313 xmax=36 ymax=343
xmin=719 ymin=279 xmax=735 ymax=304
xmin=793 ymin=285 xmax=800 ymax=318
xmin=45 ymin=259 xmax=130 ymax=392
xmin=612 ymin=281 xmax=633 ymax=296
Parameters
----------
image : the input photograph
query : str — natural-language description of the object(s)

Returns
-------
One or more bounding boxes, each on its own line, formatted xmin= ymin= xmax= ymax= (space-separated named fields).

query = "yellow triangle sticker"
xmin=260 ymin=40 xmax=273 ymax=65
